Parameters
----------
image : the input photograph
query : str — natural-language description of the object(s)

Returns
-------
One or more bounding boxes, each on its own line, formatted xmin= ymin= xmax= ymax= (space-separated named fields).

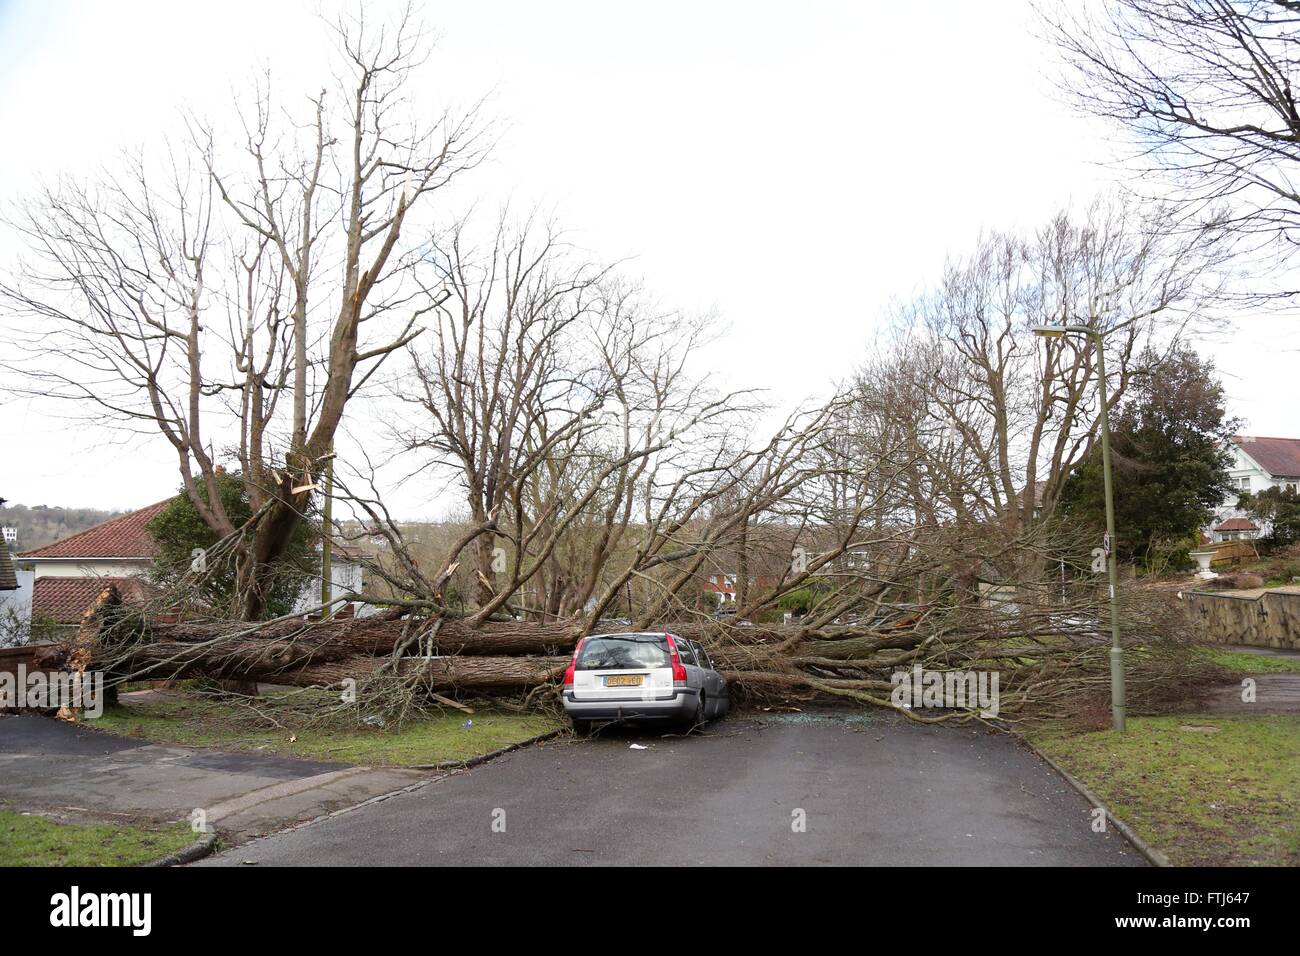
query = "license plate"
xmin=605 ymin=675 xmax=644 ymax=687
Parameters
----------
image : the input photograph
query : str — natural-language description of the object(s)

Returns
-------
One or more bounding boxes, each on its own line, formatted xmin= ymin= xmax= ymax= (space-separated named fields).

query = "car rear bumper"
xmin=562 ymin=688 xmax=698 ymax=721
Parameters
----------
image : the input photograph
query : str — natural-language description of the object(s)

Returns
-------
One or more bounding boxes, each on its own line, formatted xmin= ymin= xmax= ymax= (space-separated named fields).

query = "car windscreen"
xmin=576 ymin=636 xmax=671 ymax=671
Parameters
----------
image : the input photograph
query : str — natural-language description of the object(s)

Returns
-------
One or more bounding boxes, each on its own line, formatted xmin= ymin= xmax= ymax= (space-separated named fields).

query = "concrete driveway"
xmin=0 ymin=713 xmax=422 ymax=841
xmin=202 ymin=712 xmax=1146 ymax=866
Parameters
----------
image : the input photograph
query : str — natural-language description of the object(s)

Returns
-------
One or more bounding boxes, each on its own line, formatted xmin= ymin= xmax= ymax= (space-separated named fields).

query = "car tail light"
xmin=665 ymin=634 xmax=688 ymax=687
xmin=563 ymin=637 xmax=586 ymax=689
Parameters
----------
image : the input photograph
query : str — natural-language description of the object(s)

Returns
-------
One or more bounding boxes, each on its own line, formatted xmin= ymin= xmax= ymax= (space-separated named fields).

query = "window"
xmin=1239 ymin=477 xmax=1251 ymax=491
xmin=672 ymin=637 xmax=697 ymax=667
xmin=692 ymin=643 xmax=713 ymax=669
xmin=575 ymin=636 xmax=670 ymax=671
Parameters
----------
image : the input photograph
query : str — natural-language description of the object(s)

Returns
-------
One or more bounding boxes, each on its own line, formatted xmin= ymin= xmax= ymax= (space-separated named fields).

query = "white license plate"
xmin=604 ymin=674 xmax=644 ymax=687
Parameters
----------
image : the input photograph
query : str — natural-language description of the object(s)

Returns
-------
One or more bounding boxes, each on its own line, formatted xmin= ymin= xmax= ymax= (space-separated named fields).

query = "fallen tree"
xmin=37 ymin=555 xmax=1220 ymax=727
xmin=24 ymin=296 xmax=1231 ymax=726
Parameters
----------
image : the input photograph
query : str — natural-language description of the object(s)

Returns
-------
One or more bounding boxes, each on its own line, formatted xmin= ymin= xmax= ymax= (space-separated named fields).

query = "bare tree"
xmin=397 ymin=213 xmax=608 ymax=611
xmin=394 ymin=212 xmax=754 ymax=626
xmin=850 ymin=199 xmax=1228 ymax=552
xmin=1 ymin=6 xmax=488 ymax=619
xmin=1044 ymin=0 xmax=1300 ymax=277
xmin=5 ymin=11 xmax=1227 ymax=725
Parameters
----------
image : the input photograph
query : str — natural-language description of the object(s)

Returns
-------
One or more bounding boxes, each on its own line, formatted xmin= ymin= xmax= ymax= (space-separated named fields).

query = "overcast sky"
xmin=0 ymin=0 xmax=1293 ymax=517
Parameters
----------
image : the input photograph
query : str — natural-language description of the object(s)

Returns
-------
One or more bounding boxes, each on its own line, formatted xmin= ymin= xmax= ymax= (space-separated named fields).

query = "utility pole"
xmin=320 ymin=453 xmax=333 ymax=614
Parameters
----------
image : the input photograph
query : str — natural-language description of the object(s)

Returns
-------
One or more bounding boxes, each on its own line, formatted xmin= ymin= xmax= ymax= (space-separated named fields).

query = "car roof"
xmin=585 ymin=631 xmax=673 ymax=640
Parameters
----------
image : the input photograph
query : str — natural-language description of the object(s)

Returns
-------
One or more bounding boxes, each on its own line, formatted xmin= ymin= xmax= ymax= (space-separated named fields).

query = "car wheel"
xmin=691 ymin=693 xmax=707 ymax=729
xmin=571 ymin=718 xmax=593 ymax=737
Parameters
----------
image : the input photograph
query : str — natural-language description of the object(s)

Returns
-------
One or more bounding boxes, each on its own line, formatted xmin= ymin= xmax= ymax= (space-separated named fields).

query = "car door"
xmin=690 ymin=640 xmax=723 ymax=714
xmin=673 ymin=637 xmax=702 ymax=696
xmin=705 ymin=643 xmax=728 ymax=713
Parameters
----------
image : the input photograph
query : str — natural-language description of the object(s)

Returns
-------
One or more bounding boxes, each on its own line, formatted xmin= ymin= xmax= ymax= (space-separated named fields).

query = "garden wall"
xmin=1183 ymin=587 xmax=1300 ymax=651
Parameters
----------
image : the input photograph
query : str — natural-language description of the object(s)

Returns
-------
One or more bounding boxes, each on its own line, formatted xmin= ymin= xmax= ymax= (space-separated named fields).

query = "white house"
xmin=292 ymin=543 xmax=375 ymax=616
xmin=17 ymin=501 xmax=166 ymax=625
xmin=1211 ymin=435 xmax=1300 ymax=541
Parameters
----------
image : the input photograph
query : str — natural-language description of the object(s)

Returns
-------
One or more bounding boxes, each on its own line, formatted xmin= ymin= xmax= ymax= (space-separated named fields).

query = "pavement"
xmin=1199 ymin=673 xmax=1300 ymax=714
xmin=200 ymin=712 xmax=1146 ymax=866
xmin=1221 ymin=645 xmax=1300 ymax=659
xmin=1195 ymin=644 xmax=1300 ymax=715
xmin=0 ymin=713 xmax=423 ymax=841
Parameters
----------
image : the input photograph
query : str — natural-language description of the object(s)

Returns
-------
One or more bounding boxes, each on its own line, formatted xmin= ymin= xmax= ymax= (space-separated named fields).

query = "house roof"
xmin=331 ymin=543 xmax=375 ymax=561
xmin=0 ymin=544 xmax=17 ymax=591
xmin=31 ymin=576 xmax=148 ymax=624
xmin=1232 ymin=436 xmax=1300 ymax=478
xmin=18 ymin=500 xmax=170 ymax=559
xmin=1215 ymin=517 xmax=1259 ymax=531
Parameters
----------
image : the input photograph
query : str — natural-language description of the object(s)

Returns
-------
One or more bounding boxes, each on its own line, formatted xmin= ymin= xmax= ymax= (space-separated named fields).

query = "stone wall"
xmin=1183 ymin=587 xmax=1300 ymax=651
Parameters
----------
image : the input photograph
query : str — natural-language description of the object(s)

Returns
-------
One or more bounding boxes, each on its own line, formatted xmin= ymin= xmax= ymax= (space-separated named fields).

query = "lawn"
xmin=0 ymin=811 xmax=195 ymax=867
xmin=1200 ymin=646 xmax=1300 ymax=675
xmin=89 ymin=686 xmax=564 ymax=767
xmin=1029 ymin=715 xmax=1300 ymax=866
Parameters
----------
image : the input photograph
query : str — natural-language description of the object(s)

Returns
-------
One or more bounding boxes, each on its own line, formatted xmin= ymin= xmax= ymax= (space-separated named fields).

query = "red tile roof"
xmin=31 ymin=576 xmax=148 ymax=624
xmin=18 ymin=500 xmax=170 ymax=559
xmin=1215 ymin=517 xmax=1259 ymax=531
xmin=1232 ymin=436 xmax=1300 ymax=478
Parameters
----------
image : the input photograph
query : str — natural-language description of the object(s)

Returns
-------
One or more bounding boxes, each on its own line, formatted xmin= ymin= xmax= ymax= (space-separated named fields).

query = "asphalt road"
xmin=0 ymin=713 xmax=419 ymax=840
xmin=202 ymin=712 xmax=1146 ymax=866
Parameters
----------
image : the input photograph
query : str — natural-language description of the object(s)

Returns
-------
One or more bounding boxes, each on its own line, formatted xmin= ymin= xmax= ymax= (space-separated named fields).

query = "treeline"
xmin=0 ymin=503 xmax=123 ymax=552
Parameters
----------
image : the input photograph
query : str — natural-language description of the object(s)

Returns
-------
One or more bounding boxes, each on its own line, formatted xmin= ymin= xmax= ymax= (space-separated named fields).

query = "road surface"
xmin=201 ymin=712 xmax=1145 ymax=866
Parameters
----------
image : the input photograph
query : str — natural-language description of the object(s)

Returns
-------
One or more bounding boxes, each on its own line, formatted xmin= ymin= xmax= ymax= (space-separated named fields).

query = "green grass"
xmin=89 ymin=687 xmax=564 ymax=767
xmin=1201 ymin=646 xmax=1300 ymax=675
xmin=0 ymin=811 xmax=195 ymax=867
xmin=1029 ymin=715 xmax=1300 ymax=866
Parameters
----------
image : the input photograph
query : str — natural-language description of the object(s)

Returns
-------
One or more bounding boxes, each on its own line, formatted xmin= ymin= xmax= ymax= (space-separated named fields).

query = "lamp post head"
xmin=1031 ymin=324 xmax=1066 ymax=339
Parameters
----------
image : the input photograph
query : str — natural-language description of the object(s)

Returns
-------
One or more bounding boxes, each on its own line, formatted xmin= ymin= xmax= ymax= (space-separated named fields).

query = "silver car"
xmin=561 ymin=631 xmax=730 ymax=733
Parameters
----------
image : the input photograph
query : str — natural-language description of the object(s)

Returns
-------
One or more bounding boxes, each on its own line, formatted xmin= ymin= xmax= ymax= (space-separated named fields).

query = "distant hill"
xmin=0 ymin=503 xmax=125 ymax=553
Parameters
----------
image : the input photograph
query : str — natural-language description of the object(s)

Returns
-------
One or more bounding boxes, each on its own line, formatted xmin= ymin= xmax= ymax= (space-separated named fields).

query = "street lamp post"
xmin=1032 ymin=323 xmax=1126 ymax=732
xmin=320 ymin=451 xmax=333 ymax=612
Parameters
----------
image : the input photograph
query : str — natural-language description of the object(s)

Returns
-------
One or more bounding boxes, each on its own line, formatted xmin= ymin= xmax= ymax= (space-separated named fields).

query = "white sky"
xmin=0 ymin=0 xmax=1293 ymax=516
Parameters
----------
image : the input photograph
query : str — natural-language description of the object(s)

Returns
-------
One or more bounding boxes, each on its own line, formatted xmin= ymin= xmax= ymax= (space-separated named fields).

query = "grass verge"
xmin=0 ymin=811 xmax=195 ymax=867
xmin=89 ymin=686 xmax=565 ymax=767
xmin=1200 ymin=646 xmax=1300 ymax=675
xmin=1028 ymin=715 xmax=1300 ymax=866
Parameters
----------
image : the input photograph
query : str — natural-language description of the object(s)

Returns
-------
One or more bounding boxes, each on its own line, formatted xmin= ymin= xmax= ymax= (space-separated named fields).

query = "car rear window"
xmin=576 ymin=636 xmax=671 ymax=671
